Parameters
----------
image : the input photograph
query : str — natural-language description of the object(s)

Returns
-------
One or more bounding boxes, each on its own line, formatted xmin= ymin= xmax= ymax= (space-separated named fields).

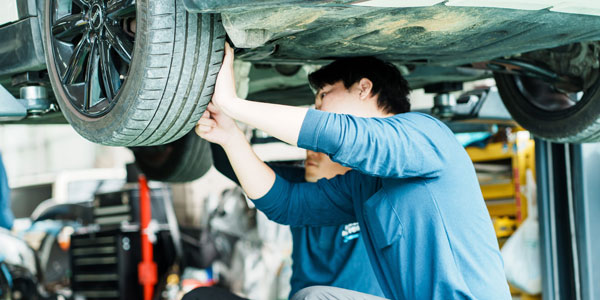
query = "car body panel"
xmin=3 ymin=0 xmax=600 ymax=84
xmin=0 ymin=0 xmax=45 ymax=77
xmin=182 ymin=0 xmax=353 ymax=13
xmin=0 ymin=17 xmax=46 ymax=77
xmin=1 ymin=0 xmax=600 ymax=135
xmin=216 ymin=5 xmax=600 ymax=68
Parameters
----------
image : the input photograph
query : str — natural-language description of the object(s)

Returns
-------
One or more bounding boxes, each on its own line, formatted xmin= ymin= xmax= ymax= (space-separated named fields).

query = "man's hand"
xmin=208 ymin=41 xmax=308 ymax=146
xmin=196 ymin=102 xmax=276 ymax=200
xmin=211 ymin=43 xmax=239 ymax=112
xmin=195 ymin=102 xmax=244 ymax=148
xmin=196 ymin=41 xmax=305 ymax=200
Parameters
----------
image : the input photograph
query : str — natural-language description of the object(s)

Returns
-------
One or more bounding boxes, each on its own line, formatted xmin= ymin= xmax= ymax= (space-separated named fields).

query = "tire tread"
xmin=111 ymin=1 xmax=225 ymax=146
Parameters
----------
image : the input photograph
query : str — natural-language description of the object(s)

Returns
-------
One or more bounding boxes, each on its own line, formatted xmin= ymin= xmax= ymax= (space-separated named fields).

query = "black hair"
xmin=308 ymin=57 xmax=411 ymax=114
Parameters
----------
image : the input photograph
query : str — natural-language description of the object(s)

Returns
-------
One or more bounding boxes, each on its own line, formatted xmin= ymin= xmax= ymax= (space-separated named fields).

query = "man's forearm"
xmin=221 ymin=98 xmax=309 ymax=146
xmin=222 ymin=130 xmax=276 ymax=199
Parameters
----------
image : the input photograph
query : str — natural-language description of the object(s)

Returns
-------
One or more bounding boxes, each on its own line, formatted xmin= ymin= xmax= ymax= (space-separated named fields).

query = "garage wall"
xmin=0 ymin=123 xmax=305 ymax=227
xmin=0 ymin=124 xmax=134 ymax=184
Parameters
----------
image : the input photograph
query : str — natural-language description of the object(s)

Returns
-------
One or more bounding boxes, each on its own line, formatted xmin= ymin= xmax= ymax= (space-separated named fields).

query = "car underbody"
xmin=184 ymin=1 xmax=600 ymax=85
xmin=1 ymin=0 xmax=600 ymax=147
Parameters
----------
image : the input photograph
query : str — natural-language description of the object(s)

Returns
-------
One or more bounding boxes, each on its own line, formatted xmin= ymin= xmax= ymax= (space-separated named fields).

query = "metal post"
xmin=536 ymin=139 xmax=559 ymax=299
xmin=536 ymin=140 xmax=600 ymax=300
xmin=572 ymin=143 xmax=600 ymax=300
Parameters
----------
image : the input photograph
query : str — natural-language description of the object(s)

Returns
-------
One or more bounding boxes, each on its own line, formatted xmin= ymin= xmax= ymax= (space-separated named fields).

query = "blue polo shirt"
xmin=270 ymin=166 xmax=384 ymax=298
xmin=209 ymin=145 xmax=383 ymax=298
xmin=252 ymin=110 xmax=511 ymax=300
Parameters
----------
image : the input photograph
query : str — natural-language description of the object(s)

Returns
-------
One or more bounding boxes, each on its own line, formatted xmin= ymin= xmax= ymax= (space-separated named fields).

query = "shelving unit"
xmin=466 ymin=130 xmax=535 ymax=229
xmin=465 ymin=130 xmax=539 ymax=299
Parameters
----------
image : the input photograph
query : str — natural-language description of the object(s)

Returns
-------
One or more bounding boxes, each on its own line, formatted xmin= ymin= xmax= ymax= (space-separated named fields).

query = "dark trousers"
xmin=182 ymin=287 xmax=248 ymax=300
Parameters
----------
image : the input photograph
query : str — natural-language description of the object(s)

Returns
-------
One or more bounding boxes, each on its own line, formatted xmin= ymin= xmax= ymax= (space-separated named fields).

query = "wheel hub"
xmin=90 ymin=4 xmax=104 ymax=31
xmin=49 ymin=0 xmax=136 ymax=117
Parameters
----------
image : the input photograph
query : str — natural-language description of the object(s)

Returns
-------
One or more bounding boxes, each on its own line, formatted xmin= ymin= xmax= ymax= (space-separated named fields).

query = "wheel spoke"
xmin=51 ymin=0 xmax=128 ymax=117
xmin=84 ymin=39 xmax=100 ymax=111
xmin=105 ymin=24 xmax=133 ymax=63
xmin=72 ymin=0 xmax=89 ymax=9
xmin=99 ymin=40 xmax=117 ymax=101
xmin=63 ymin=37 xmax=91 ymax=84
xmin=106 ymin=0 xmax=136 ymax=20
xmin=52 ymin=14 xmax=88 ymax=42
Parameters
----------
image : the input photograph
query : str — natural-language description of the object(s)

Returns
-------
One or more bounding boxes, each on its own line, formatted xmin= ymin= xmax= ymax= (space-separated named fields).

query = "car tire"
xmin=44 ymin=0 xmax=225 ymax=146
xmin=494 ymin=73 xmax=600 ymax=143
xmin=130 ymin=131 xmax=212 ymax=182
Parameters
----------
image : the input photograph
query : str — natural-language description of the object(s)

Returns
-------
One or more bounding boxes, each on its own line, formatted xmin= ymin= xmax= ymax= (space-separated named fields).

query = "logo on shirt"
xmin=341 ymin=222 xmax=361 ymax=243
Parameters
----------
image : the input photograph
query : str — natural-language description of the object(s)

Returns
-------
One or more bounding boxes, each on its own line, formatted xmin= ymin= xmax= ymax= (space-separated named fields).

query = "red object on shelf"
xmin=513 ymin=167 xmax=522 ymax=223
xmin=138 ymin=175 xmax=157 ymax=300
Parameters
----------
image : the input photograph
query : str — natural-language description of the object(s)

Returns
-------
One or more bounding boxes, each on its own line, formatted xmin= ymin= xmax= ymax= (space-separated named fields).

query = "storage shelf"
xmin=466 ymin=142 xmax=514 ymax=162
xmin=486 ymin=198 xmax=517 ymax=218
xmin=466 ymin=132 xmax=538 ymax=299
xmin=481 ymin=182 xmax=515 ymax=200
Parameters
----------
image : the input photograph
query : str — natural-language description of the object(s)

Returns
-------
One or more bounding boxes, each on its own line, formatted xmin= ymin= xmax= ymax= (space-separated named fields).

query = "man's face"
xmin=305 ymin=150 xmax=350 ymax=182
xmin=314 ymin=81 xmax=367 ymax=116
xmin=305 ymin=80 xmax=354 ymax=182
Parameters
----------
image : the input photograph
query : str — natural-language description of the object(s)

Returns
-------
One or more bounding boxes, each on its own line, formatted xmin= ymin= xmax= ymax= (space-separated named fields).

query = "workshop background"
xmin=0 ymin=81 xmax=545 ymax=300
xmin=2 ymin=0 xmax=600 ymax=299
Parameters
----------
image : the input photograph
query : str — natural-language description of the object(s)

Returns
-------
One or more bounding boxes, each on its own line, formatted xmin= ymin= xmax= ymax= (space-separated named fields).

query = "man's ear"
xmin=358 ymin=78 xmax=373 ymax=100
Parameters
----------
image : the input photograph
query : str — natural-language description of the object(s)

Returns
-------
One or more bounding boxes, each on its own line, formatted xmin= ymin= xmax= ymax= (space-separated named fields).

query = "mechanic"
xmin=196 ymin=44 xmax=511 ymax=299
xmin=0 ymin=152 xmax=14 ymax=230
xmin=184 ymin=148 xmax=385 ymax=300
xmin=184 ymin=92 xmax=385 ymax=299
xmin=213 ymin=148 xmax=385 ymax=297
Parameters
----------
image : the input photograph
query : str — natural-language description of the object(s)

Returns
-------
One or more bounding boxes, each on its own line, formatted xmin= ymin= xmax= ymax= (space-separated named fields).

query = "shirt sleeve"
xmin=250 ymin=170 xmax=371 ymax=227
xmin=298 ymin=110 xmax=448 ymax=179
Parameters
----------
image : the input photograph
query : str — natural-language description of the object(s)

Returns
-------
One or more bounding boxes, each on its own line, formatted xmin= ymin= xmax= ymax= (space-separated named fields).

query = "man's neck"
xmin=357 ymin=107 xmax=394 ymax=118
xmin=358 ymin=98 xmax=396 ymax=118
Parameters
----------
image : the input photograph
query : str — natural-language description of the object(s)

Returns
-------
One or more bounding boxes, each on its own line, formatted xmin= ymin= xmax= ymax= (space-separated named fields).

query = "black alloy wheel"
xmin=44 ymin=0 xmax=226 ymax=146
xmin=49 ymin=0 xmax=134 ymax=118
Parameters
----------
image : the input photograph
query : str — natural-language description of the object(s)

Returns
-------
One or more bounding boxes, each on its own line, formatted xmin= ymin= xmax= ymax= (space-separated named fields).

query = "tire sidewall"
xmin=132 ymin=132 xmax=213 ymax=182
